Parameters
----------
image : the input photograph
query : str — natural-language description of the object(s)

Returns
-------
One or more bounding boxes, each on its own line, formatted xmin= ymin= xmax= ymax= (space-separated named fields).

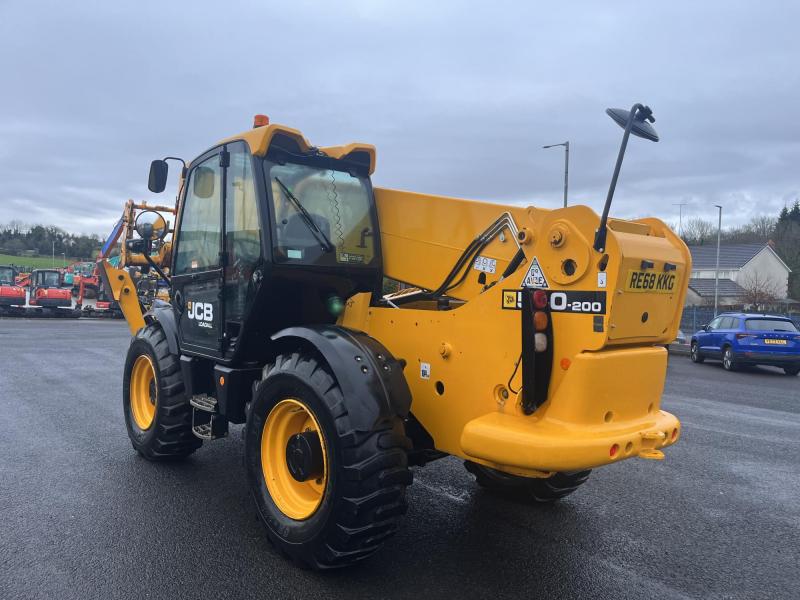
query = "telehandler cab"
xmin=100 ymin=106 xmax=690 ymax=569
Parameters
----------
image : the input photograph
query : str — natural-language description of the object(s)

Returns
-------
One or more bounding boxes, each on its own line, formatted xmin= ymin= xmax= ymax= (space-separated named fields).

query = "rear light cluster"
xmin=532 ymin=289 xmax=548 ymax=353
xmin=521 ymin=289 xmax=553 ymax=415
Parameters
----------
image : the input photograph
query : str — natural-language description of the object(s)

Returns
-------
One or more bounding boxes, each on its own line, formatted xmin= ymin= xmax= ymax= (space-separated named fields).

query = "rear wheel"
xmin=122 ymin=323 xmax=201 ymax=460
xmin=690 ymin=341 xmax=704 ymax=363
xmin=722 ymin=346 xmax=738 ymax=371
xmin=464 ymin=461 xmax=591 ymax=502
xmin=784 ymin=366 xmax=800 ymax=376
xmin=245 ymin=352 xmax=412 ymax=569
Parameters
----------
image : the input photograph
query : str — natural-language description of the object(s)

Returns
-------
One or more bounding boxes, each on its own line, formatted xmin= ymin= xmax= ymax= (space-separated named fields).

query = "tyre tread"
xmin=252 ymin=352 xmax=411 ymax=569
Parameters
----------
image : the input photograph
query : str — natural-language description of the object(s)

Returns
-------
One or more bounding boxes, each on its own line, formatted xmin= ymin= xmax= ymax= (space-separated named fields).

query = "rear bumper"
xmin=735 ymin=351 xmax=800 ymax=365
xmin=460 ymin=346 xmax=679 ymax=473
xmin=461 ymin=410 xmax=679 ymax=473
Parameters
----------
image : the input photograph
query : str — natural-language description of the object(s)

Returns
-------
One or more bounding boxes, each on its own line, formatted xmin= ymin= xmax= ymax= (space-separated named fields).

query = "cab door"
xmin=221 ymin=141 xmax=263 ymax=358
xmin=171 ymin=150 xmax=225 ymax=357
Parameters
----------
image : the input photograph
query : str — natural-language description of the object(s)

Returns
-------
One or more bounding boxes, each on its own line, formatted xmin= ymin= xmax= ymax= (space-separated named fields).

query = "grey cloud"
xmin=1 ymin=0 xmax=798 ymax=235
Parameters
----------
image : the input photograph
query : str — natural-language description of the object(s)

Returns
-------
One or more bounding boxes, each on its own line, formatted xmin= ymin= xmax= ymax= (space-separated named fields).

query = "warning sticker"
xmin=502 ymin=289 xmax=523 ymax=310
xmin=420 ymin=362 xmax=431 ymax=380
xmin=522 ymin=257 xmax=548 ymax=288
xmin=473 ymin=255 xmax=497 ymax=274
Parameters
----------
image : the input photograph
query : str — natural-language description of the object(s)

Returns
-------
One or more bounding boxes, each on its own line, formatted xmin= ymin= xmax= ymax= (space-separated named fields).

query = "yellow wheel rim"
xmin=130 ymin=355 xmax=157 ymax=430
xmin=261 ymin=398 xmax=328 ymax=520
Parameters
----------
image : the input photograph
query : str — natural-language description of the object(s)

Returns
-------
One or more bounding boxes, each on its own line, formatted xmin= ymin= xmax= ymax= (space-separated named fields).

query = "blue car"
xmin=690 ymin=312 xmax=800 ymax=375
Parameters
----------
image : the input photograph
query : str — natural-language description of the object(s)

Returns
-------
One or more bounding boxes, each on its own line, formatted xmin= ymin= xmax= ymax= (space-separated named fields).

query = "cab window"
xmin=174 ymin=155 xmax=222 ymax=275
xmin=267 ymin=162 xmax=375 ymax=266
xmin=707 ymin=317 xmax=722 ymax=330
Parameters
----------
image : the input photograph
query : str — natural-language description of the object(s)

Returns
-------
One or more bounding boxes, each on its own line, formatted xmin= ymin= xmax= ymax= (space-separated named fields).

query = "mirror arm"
xmin=163 ymin=156 xmax=187 ymax=179
xmin=593 ymin=102 xmax=644 ymax=253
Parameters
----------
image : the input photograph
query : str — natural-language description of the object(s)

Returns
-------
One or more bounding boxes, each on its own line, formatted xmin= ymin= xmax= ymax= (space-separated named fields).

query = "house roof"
xmin=687 ymin=243 xmax=767 ymax=269
xmin=688 ymin=278 xmax=747 ymax=297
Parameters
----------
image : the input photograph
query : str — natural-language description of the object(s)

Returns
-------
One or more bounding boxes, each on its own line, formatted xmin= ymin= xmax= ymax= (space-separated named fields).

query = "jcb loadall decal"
xmin=187 ymin=301 xmax=214 ymax=328
xmin=502 ymin=289 xmax=607 ymax=314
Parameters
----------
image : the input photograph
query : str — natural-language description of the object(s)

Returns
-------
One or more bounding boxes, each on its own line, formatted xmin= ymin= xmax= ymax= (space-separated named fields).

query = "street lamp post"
xmin=713 ymin=204 xmax=723 ymax=317
xmin=673 ymin=202 xmax=687 ymax=238
xmin=543 ymin=141 xmax=569 ymax=208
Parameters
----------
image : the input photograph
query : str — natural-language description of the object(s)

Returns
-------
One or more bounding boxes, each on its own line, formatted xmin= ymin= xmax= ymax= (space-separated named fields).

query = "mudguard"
xmin=144 ymin=299 xmax=179 ymax=356
xmin=271 ymin=325 xmax=412 ymax=432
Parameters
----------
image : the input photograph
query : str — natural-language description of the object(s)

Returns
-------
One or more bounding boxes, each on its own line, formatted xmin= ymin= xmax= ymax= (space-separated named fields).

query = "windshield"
xmin=267 ymin=162 xmax=376 ymax=266
xmin=0 ymin=267 xmax=13 ymax=284
xmin=37 ymin=271 xmax=61 ymax=287
xmin=745 ymin=318 xmax=798 ymax=332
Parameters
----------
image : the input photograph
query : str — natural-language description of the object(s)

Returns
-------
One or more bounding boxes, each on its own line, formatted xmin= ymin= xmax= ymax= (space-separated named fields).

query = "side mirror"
xmin=193 ymin=166 xmax=216 ymax=199
xmin=134 ymin=210 xmax=168 ymax=241
xmin=148 ymin=159 xmax=169 ymax=193
xmin=700 ymin=323 xmax=709 ymax=331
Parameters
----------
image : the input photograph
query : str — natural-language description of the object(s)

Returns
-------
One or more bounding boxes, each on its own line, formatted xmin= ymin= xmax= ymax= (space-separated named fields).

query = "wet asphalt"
xmin=0 ymin=319 xmax=798 ymax=599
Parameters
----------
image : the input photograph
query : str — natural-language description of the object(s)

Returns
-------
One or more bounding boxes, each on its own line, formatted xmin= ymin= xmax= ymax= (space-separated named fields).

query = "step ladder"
xmin=189 ymin=394 xmax=228 ymax=441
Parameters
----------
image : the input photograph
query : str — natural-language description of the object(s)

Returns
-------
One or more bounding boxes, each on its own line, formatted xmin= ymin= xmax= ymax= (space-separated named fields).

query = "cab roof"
xmin=216 ymin=123 xmax=376 ymax=175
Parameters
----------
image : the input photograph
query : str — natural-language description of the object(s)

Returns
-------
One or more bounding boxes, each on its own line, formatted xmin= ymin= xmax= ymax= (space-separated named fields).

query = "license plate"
xmin=764 ymin=339 xmax=787 ymax=345
xmin=624 ymin=270 xmax=677 ymax=294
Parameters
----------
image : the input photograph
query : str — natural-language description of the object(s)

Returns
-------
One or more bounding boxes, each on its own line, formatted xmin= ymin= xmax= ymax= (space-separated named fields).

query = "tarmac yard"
xmin=0 ymin=319 xmax=798 ymax=599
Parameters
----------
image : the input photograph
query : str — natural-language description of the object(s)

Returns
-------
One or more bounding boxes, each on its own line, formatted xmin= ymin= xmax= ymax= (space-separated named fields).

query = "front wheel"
xmin=722 ymin=347 xmax=738 ymax=371
xmin=784 ymin=366 xmax=800 ymax=376
xmin=122 ymin=323 xmax=201 ymax=460
xmin=465 ymin=461 xmax=590 ymax=503
xmin=690 ymin=342 xmax=704 ymax=363
xmin=245 ymin=352 xmax=412 ymax=569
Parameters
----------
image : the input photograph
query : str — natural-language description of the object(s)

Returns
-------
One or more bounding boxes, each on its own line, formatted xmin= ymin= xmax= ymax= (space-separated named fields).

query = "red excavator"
xmin=0 ymin=265 xmax=26 ymax=313
xmin=28 ymin=269 xmax=72 ymax=311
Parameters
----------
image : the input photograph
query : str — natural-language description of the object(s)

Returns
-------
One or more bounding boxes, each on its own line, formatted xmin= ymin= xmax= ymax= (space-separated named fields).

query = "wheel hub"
xmin=261 ymin=398 xmax=328 ymax=520
xmin=130 ymin=354 xmax=157 ymax=430
xmin=286 ymin=431 xmax=324 ymax=482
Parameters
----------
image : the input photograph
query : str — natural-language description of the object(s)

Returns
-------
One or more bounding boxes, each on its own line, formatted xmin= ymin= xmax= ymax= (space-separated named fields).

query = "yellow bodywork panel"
xmin=341 ymin=187 xmax=690 ymax=475
xmin=98 ymin=261 xmax=145 ymax=335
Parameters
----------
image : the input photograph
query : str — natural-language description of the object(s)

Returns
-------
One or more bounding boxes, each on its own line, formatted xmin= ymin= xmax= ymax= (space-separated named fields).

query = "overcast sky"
xmin=1 ymin=1 xmax=799 ymax=236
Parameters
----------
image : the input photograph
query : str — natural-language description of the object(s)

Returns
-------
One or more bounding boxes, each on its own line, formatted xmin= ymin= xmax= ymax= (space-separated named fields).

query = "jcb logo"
xmin=187 ymin=301 xmax=213 ymax=328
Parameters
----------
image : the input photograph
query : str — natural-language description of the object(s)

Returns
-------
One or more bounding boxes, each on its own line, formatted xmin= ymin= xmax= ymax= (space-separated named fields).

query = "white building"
xmin=685 ymin=243 xmax=791 ymax=306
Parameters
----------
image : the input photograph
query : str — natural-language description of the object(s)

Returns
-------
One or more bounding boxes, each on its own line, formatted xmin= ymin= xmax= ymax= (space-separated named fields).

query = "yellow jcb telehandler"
xmin=100 ymin=105 xmax=690 ymax=569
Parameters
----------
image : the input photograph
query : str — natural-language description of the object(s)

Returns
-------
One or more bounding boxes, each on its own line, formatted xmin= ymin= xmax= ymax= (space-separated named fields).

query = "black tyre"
xmin=784 ymin=366 xmax=800 ymax=376
xmin=122 ymin=323 xmax=201 ymax=460
xmin=465 ymin=461 xmax=590 ymax=503
xmin=690 ymin=341 xmax=704 ymax=363
xmin=245 ymin=352 xmax=412 ymax=569
xmin=722 ymin=346 xmax=738 ymax=371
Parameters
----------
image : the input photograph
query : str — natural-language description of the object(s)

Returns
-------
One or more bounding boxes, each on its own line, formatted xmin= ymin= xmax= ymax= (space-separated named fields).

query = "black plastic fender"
xmin=271 ymin=325 xmax=412 ymax=432
xmin=144 ymin=299 xmax=179 ymax=356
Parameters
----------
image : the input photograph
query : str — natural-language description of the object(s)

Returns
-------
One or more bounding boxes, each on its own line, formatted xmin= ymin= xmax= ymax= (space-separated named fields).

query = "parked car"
xmin=690 ymin=312 xmax=800 ymax=375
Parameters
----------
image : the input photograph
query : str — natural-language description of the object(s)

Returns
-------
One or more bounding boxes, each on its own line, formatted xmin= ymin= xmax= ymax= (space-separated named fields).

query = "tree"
xmin=739 ymin=272 xmax=781 ymax=307
xmin=682 ymin=218 xmax=715 ymax=245
xmin=789 ymin=200 xmax=800 ymax=224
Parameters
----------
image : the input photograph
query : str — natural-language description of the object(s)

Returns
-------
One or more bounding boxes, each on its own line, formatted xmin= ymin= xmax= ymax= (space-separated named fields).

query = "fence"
xmin=679 ymin=305 xmax=800 ymax=333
